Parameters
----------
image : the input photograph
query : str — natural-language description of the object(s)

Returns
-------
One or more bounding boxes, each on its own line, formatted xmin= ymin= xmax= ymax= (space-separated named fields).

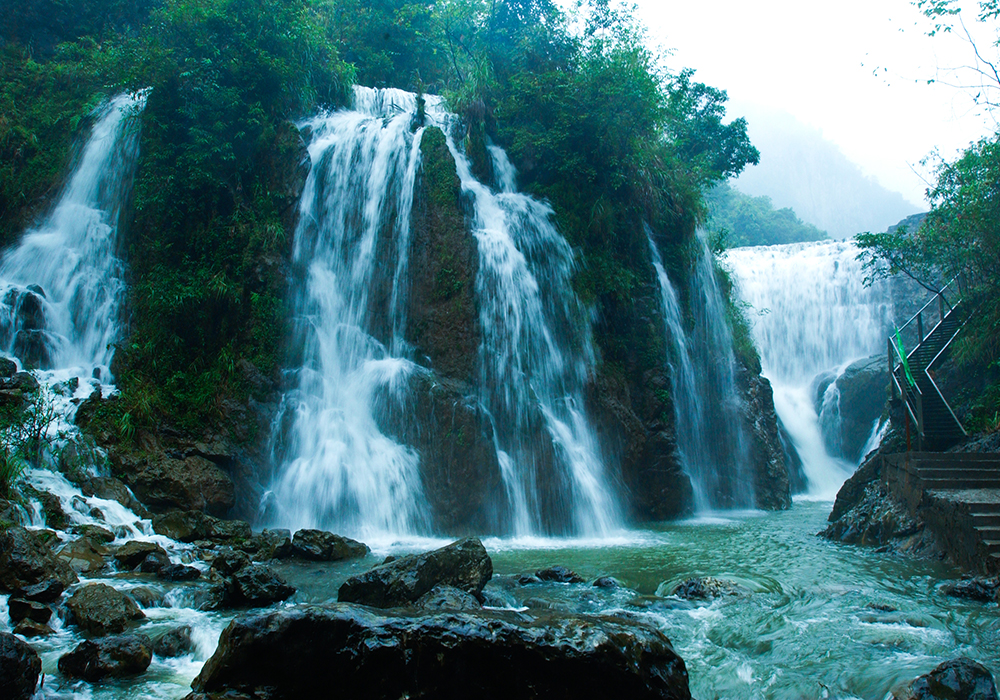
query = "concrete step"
xmin=915 ymin=468 xmax=1000 ymax=479
xmin=921 ymin=478 xmax=1000 ymax=489
xmin=968 ymin=503 xmax=1000 ymax=515
xmin=899 ymin=453 xmax=1000 ymax=463
xmin=975 ymin=527 xmax=1000 ymax=541
xmin=983 ymin=540 xmax=1000 ymax=554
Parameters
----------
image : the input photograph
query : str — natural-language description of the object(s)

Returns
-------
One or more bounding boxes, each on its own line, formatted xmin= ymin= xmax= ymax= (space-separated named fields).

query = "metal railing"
xmin=888 ymin=278 xmax=967 ymax=449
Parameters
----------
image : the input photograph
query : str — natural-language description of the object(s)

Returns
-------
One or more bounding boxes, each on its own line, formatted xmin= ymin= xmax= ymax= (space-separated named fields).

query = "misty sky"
xmin=633 ymin=0 xmax=996 ymax=207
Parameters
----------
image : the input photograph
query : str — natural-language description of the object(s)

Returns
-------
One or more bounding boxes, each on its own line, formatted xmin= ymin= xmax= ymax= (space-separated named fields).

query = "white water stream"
xmin=265 ymin=87 xmax=619 ymax=541
xmin=725 ymin=241 xmax=898 ymax=497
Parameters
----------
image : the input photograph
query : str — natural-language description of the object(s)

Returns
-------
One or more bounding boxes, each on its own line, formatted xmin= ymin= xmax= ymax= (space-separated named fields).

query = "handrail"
xmin=897 ymin=278 xmax=958 ymax=339
xmin=923 ymin=317 xmax=970 ymax=439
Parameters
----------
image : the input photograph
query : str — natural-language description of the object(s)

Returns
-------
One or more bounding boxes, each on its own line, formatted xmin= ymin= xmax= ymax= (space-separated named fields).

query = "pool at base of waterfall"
xmin=10 ymin=500 xmax=997 ymax=700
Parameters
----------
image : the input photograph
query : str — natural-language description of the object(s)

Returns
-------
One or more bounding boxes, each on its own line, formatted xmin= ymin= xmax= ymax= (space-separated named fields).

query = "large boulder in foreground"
xmin=0 ymin=632 xmax=41 ymax=700
xmin=0 ymin=526 xmax=78 ymax=592
xmin=892 ymin=657 xmax=999 ymax=700
xmin=58 ymin=634 xmax=153 ymax=681
xmin=66 ymin=583 xmax=145 ymax=635
xmin=191 ymin=604 xmax=691 ymax=700
xmin=338 ymin=537 xmax=491 ymax=608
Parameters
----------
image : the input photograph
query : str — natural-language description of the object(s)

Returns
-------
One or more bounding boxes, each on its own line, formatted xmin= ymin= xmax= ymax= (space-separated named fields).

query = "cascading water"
xmin=725 ymin=240 xmax=899 ymax=497
xmin=0 ymin=93 xmax=144 ymax=383
xmin=647 ymin=229 xmax=752 ymax=511
xmin=266 ymin=87 xmax=619 ymax=539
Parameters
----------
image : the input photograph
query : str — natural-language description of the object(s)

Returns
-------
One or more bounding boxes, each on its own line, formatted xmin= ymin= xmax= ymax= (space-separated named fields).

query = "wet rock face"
xmin=0 ymin=526 xmax=78 ymax=592
xmin=192 ymin=603 xmax=692 ymax=700
xmin=338 ymin=537 xmax=492 ymax=609
xmin=66 ymin=583 xmax=145 ymax=635
xmin=377 ymin=372 xmax=505 ymax=533
xmin=738 ymin=368 xmax=792 ymax=511
xmin=152 ymin=510 xmax=251 ymax=543
xmin=818 ymin=354 xmax=888 ymax=464
xmin=115 ymin=453 xmax=236 ymax=515
xmin=0 ymin=631 xmax=41 ymax=700
xmin=58 ymin=634 xmax=153 ymax=681
xmin=892 ymin=657 xmax=1000 ymax=700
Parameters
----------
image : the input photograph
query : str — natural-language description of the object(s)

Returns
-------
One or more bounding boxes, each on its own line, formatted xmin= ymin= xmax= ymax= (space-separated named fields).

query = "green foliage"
xmin=856 ymin=134 xmax=1000 ymax=430
xmin=0 ymin=388 xmax=57 ymax=499
xmin=0 ymin=43 xmax=109 ymax=246
xmin=113 ymin=0 xmax=353 ymax=432
xmin=706 ymin=182 xmax=828 ymax=248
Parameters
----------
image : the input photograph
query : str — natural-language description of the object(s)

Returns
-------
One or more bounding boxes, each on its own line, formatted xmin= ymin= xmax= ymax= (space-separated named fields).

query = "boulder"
xmin=56 ymin=537 xmax=109 ymax=574
xmin=0 ymin=631 xmax=41 ymax=700
xmin=14 ymin=578 xmax=64 ymax=603
xmin=291 ymin=529 xmax=369 ymax=561
xmin=70 ymin=524 xmax=116 ymax=544
xmin=139 ymin=551 xmax=172 ymax=573
xmin=6 ymin=371 xmax=39 ymax=393
xmin=892 ymin=657 xmax=999 ymax=700
xmin=0 ymin=357 xmax=16 ymax=378
xmin=114 ymin=453 xmax=235 ymax=516
xmin=23 ymin=485 xmax=69 ymax=530
xmin=220 ymin=563 xmax=296 ymax=608
xmin=338 ymin=537 xmax=492 ymax=608
xmin=212 ymin=548 xmax=251 ymax=576
xmin=8 ymin=597 xmax=52 ymax=624
xmin=819 ymin=355 xmax=889 ymax=464
xmin=152 ymin=510 xmax=251 ymax=543
xmin=249 ymin=528 xmax=294 ymax=560
xmin=129 ymin=586 xmax=165 ymax=608
xmin=114 ymin=541 xmax=170 ymax=571
xmin=66 ymin=583 xmax=145 ymax=635
xmin=13 ymin=329 xmax=50 ymax=369
xmin=0 ymin=526 xmax=78 ymax=591
xmin=191 ymin=604 xmax=691 ymax=700
xmin=153 ymin=625 xmax=195 ymax=658
xmin=58 ymin=634 xmax=153 ymax=681
xmin=159 ymin=563 xmax=202 ymax=581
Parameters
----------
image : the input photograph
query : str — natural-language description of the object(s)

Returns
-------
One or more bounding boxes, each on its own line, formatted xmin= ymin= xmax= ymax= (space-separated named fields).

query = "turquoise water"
xmin=13 ymin=500 xmax=1000 ymax=700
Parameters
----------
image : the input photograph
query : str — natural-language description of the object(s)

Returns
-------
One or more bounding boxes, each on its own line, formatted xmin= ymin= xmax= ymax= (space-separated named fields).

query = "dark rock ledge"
xmin=185 ymin=603 xmax=691 ymax=700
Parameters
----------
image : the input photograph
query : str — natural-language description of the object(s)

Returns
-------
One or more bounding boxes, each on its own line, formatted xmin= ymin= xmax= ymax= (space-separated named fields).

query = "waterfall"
xmin=0 ymin=92 xmax=144 ymax=385
xmin=267 ymin=87 xmax=619 ymax=538
xmin=725 ymin=241 xmax=896 ymax=497
xmin=647 ymin=229 xmax=752 ymax=511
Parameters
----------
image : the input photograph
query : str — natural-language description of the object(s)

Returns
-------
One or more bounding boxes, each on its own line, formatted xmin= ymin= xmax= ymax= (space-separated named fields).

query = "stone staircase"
xmin=883 ymin=452 xmax=1000 ymax=573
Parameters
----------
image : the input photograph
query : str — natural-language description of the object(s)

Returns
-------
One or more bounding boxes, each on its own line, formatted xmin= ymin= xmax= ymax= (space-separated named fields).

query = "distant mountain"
xmin=706 ymin=182 xmax=828 ymax=248
xmin=733 ymin=106 xmax=920 ymax=239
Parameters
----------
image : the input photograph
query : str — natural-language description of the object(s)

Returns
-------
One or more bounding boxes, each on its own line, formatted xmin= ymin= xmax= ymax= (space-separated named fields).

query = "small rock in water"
xmin=669 ymin=577 xmax=748 ymax=601
xmin=158 ymin=563 xmax=202 ymax=581
xmin=12 ymin=619 xmax=53 ymax=637
xmin=153 ymin=625 xmax=195 ymax=658
xmin=0 ymin=631 xmax=41 ymax=700
xmin=58 ymin=633 xmax=153 ymax=681
xmin=593 ymin=576 xmax=620 ymax=589
xmin=415 ymin=584 xmax=482 ymax=612
xmin=221 ymin=563 xmax=296 ymax=608
xmin=941 ymin=576 xmax=1000 ymax=604
xmin=114 ymin=541 xmax=169 ymax=571
xmin=536 ymin=565 xmax=585 ymax=584
xmin=139 ymin=551 xmax=172 ymax=574
xmin=129 ymin=586 xmax=165 ymax=608
xmin=66 ymin=583 xmax=145 ymax=635
xmin=892 ymin=657 xmax=999 ymax=700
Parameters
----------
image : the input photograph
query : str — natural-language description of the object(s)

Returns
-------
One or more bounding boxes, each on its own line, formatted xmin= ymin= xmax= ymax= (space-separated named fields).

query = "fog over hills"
xmin=733 ymin=105 xmax=922 ymax=240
